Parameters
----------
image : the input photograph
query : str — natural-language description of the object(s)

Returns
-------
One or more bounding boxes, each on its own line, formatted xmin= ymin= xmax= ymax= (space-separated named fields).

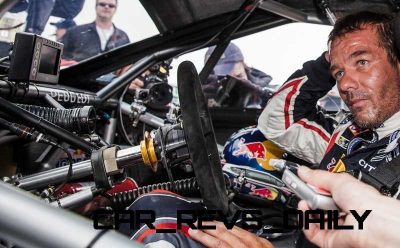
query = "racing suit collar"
xmin=374 ymin=110 xmax=400 ymax=139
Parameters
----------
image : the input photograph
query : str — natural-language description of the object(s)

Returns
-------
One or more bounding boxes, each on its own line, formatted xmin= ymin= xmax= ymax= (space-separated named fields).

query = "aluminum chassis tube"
xmin=15 ymin=146 xmax=144 ymax=190
xmin=0 ymin=181 xmax=142 ymax=248
xmin=120 ymin=102 xmax=165 ymax=128
xmin=15 ymin=135 xmax=187 ymax=191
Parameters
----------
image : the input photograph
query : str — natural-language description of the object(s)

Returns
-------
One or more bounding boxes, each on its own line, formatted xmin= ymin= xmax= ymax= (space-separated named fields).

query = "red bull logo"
xmin=233 ymin=138 xmax=267 ymax=160
xmin=250 ymin=187 xmax=278 ymax=200
xmin=233 ymin=138 xmax=284 ymax=171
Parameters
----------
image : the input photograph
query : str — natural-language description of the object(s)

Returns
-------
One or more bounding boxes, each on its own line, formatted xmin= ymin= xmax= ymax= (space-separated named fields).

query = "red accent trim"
xmin=324 ymin=132 xmax=339 ymax=156
xmin=296 ymin=120 xmax=330 ymax=143
xmin=137 ymin=223 xmax=190 ymax=242
xmin=275 ymin=77 xmax=304 ymax=95
xmin=150 ymin=189 xmax=181 ymax=196
xmin=281 ymin=78 xmax=303 ymax=129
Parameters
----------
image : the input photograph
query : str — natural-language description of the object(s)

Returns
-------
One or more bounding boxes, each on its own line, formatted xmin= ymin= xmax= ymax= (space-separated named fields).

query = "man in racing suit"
xmin=258 ymin=11 xmax=400 ymax=185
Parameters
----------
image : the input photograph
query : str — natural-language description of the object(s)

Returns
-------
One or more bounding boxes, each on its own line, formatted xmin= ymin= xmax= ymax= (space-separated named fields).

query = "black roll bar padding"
xmin=0 ymin=96 xmax=97 ymax=153
xmin=199 ymin=42 xmax=230 ymax=84
xmin=0 ymin=80 xmax=118 ymax=108
xmin=199 ymin=0 xmax=263 ymax=84
xmin=259 ymin=0 xmax=324 ymax=24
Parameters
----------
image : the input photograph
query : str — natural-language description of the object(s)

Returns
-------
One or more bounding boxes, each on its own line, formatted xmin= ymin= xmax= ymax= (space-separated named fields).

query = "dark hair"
xmin=328 ymin=11 xmax=398 ymax=67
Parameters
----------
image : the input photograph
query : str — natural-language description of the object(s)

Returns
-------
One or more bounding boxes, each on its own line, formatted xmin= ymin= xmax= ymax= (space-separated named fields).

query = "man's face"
xmin=230 ymin=62 xmax=248 ymax=80
xmin=329 ymin=25 xmax=400 ymax=128
xmin=96 ymin=0 xmax=117 ymax=21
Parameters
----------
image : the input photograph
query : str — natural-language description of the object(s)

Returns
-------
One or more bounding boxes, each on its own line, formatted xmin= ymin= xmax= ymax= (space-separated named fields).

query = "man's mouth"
xmin=346 ymin=91 xmax=369 ymax=108
xmin=348 ymin=99 xmax=367 ymax=108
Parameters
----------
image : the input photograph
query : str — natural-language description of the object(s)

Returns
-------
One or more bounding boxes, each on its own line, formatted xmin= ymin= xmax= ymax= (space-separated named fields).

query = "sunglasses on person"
xmin=97 ymin=2 xmax=116 ymax=8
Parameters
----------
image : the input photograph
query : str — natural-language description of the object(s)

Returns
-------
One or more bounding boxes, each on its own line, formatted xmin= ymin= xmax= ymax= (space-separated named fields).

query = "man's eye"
xmin=357 ymin=60 xmax=368 ymax=66
xmin=334 ymin=71 xmax=344 ymax=80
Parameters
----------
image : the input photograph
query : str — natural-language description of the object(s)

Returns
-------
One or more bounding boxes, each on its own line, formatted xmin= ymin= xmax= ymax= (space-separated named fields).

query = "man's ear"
xmin=324 ymin=51 xmax=330 ymax=63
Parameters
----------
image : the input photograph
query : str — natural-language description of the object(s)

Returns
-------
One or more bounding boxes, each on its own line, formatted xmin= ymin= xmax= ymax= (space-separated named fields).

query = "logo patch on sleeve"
xmin=336 ymin=136 xmax=349 ymax=149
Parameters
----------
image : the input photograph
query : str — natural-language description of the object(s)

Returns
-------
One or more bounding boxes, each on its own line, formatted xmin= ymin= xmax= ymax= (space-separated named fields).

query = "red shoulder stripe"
xmin=296 ymin=120 xmax=330 ymax=143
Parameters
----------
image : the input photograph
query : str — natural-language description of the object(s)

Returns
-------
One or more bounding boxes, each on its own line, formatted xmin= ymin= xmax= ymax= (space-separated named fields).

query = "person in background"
xmin=8 ymin=0 xmax=85 ymax=35
xmin=50 ymin=19 xmax=76 ymax=41
xmin=204 ymin=42 xmax=273 ymax=108
xmin=61 ymin=0 xmax=129 ymax=62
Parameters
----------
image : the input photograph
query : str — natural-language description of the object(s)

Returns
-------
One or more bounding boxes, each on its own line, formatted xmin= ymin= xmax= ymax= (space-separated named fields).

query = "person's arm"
xmin=114 ymin=65 xmax=146 ymax=90
xmin=247 ymin=67 xmax=273 ymax=88
xmin=60 ymin=29 xmax=74 ymax=60
xmin=298 ymin=167 xmax=400 ymax=248
xmin=24 ymin=0 xmax=55 ymax=34
xmin=257 ymin=53 xmax=337 ymax=164
xmin=188 ymin=221 xmax=274 ymax=248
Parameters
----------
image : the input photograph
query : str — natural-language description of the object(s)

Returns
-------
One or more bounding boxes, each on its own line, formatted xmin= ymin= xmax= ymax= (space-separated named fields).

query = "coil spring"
xmin=110 ymin=177 xmax=198 ymax=208
xmin=17 ymin=104 xmax=96 ymax=134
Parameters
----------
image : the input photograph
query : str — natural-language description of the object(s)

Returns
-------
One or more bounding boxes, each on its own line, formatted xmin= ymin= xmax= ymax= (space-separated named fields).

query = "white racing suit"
xmin=257 ymin=53 xmax=400 ymax=174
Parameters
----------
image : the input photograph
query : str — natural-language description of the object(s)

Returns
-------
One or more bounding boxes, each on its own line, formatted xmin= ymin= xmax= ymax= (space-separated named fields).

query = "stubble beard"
xmin=352 ymin=81 xmax=400 ymax=129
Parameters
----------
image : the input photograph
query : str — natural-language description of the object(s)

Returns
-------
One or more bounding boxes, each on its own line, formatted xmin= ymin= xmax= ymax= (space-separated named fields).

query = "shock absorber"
xmin=17 ymin=104 xmax=96 ymax=134
xmin=109 ymin=177 xmax=198 ymax=209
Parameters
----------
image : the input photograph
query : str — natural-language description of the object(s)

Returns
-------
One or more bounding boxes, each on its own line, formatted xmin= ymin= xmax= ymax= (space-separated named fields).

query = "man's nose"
xmin=338 ymin=71 xmax=359 ymax=93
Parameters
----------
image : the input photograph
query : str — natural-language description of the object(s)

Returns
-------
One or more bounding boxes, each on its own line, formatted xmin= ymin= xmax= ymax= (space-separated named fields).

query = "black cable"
xmin=162 ymin=123 xmax=182 ymax=147
xmin=0 ymin=135 xmax=20 ymax=146
xmin=0 ymin=117 xmax=74 ymax=190
xmin=0 ymin=129 xmax=10 ymax=137
xmin=54 ymin=145 xmax=74 ymax=193
xmin=142 ymin=122 xmax=146 ymax=139
xmin=163 ymin=126 xmax=175 ymax=148
xmin=0 ymin=22 xmax=24 ymax=31
xmin=86 ymin=230 xmax=109 ymax=248
xmin=0 ymin=56 xmax=8 ymax=64
xmin=160 ymin=124 xmax=183 ymax=190
xmin=117 ymin=85 xmax=134 ymax=146
xmin=0 ymin=117 xmax=12 ymax=130
xmin=3 ymin=80 xmax=17 ymax=98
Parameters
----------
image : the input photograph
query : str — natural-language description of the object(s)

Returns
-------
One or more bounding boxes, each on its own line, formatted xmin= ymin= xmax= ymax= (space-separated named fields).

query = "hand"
xmin=116 ymin=65 xmax=146 ymax=90
xmin=129 ymin=78 xmax=144 ymax=90
xmin=60 ymin=59 xmax=78 ymax=68
xmin=297 ymin=166 xmax=400 ymax=248
xmin=188 ymin=221 xmax=273 ymax=248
